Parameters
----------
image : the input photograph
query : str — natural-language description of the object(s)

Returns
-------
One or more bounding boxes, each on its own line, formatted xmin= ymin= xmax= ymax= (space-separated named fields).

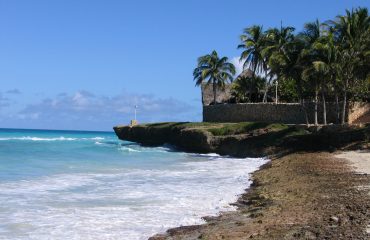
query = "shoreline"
xmin=150 ymin=154 xmax=271 ymax=239
xmin=114 ymin=122 xmax=370 ymax=239
xmin=149 ymin=151 xmax=370 ymax=240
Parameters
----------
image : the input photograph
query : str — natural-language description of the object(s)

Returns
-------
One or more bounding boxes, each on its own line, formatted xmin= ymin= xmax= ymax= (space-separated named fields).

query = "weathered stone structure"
xmin=201 ymin=69 xmax=254 ymax=105
xmin=201 ymin=84 xmax=232 ymax=105
xmin=203 ymin=102 xmax=370 ymax=124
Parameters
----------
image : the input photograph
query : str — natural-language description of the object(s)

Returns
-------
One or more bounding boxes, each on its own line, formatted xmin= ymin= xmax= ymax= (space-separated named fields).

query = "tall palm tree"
xmin=264 ymin=24 xmax=296 ymax=103
xmin=329 ymin=7 xmax=370 ymax=124
xmin=312 ymin=31 xmax=342 ymax=124
xmin=238 ymin=25 xmax=266 ymax=74
xmin=276 ymin=36 xmax=309 ymax=124
xmin=300 ymin=20 xmax=323 ymax=125
xmin=193 ymin=50 xmax=236 ymax=104
xmin=238 ymin=25 xmax=267 ymax=100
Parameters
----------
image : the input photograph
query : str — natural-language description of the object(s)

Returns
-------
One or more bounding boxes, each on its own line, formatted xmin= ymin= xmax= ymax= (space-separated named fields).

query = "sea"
xmin=0 ymin=128 xmax=267 ymax=240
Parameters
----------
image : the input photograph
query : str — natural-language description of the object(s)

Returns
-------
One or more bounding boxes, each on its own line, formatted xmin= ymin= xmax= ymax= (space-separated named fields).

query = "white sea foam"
xmin=0 ymin=154 xmax=268 ymax=240
xmin=0 ymin=136 xmax=105 ymax=141
xmin=119 ymin=146 xmax=141 ymax=152
xmin=118 ymin=144 xmax=175 ymax=153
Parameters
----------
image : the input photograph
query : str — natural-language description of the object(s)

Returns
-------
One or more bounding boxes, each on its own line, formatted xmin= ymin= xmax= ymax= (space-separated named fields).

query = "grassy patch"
xmin=207 ymin=122 xmax=289 ymax=136
xmin=140 ymin=121 xmax=295 ymax=136
xmin=143 ymin=122 xmax=220 ymax=129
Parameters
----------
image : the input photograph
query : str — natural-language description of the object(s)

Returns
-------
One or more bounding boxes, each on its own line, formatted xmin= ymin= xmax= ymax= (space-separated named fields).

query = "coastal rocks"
xmin=114 ymin=124 xmax=215 ymax=153
xmin=113 ymin=123 xmax=370 ymax=158
xmin=113 ymin=124 xmax=272 ymax=157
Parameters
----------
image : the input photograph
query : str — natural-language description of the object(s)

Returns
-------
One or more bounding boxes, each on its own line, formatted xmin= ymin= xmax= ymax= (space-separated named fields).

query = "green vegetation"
xmin=206 ymin=122 xmax=287 ymax=136
xmin=193 ymin=7 xmax=369 ymax=125
xmin=143 ymin=121 xmax=304 ymax=137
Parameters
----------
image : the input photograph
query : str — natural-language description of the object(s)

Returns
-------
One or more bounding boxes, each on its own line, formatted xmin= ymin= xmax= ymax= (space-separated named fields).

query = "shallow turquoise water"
xmin=0 ymin=128 xmax=267 ymax=240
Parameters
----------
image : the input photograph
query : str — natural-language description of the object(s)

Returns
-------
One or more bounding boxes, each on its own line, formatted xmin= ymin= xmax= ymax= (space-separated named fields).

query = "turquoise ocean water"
xmin=0 ymin=128 xmax=267 ymax=240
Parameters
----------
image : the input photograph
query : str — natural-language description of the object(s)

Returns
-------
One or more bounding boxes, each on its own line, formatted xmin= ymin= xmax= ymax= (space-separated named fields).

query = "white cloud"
xmin=6 ymin=89 xmax=21 ymax=95
xmin=13 ymin=90 xmax=199 ymax=130
xmin=0 ymin=93 xmax=10 ymax=108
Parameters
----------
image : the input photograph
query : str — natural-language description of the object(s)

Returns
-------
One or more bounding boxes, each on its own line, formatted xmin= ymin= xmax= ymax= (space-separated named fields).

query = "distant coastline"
xmin=0 ymin=127 xmax=113 ymax=134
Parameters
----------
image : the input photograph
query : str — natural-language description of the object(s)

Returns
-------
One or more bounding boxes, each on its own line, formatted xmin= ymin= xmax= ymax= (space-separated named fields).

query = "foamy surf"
xmin=0 ymin=129 xmax=268 ymax=240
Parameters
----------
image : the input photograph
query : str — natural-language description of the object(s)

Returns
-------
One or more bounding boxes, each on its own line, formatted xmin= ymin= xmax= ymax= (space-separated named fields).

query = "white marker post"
xmin=130 ymin=105 xmax=139 ymax=127
xmin=134 ymin=105 xmax=138 ymax=121
xmin=135 ymin=105 xmax=137 ymax=121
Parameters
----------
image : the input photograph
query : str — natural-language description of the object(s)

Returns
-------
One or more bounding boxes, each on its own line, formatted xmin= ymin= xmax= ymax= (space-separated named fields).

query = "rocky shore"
xmin=114 ymin=122 xmax=369 ymax=157
xmin=114 ymin=122 xmax=370 ymax=239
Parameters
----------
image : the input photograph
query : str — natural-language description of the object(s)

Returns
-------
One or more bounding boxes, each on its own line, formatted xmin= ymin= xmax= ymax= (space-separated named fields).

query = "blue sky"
xmin=0 ymin=0 xmax=368 ymax=131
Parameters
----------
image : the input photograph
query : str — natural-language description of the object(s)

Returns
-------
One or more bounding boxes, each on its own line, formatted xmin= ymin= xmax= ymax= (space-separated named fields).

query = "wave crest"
xmin=0 ymin=136 xmax=105 ymax=141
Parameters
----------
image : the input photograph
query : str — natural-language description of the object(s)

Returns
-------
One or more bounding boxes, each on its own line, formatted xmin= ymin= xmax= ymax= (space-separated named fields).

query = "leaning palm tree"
xmin=193 ymin=50 xmax=236 ymax=104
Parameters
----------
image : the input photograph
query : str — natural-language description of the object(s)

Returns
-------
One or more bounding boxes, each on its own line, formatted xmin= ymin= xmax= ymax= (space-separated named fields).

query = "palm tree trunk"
xmin=335 ymin=93 xmax=340 ymax=124
xmin=342 ymin=81 xmax=348 ymax=124
xmin=300 ymin=98 xmax=309 ymax=125
xmin=296 ymin=79 xmax=308 ymax=125
xmin=213 ymin=82 xmax=217 ymax=105
xmin=314 ymin=85 xmax=318 ymax=126
xmin=250 ymin=69 xmax=256 ymax=102
xmin=341 ymin=91 xmax=347 ymax=124
xmin=263 ymin=74 xmax=272 ymax=103
xmin=262 ymin=85 xmax=268 ymax=103
xmin=275 ymin=79 xmax=278 ymax=104
xmin=341 ymin=79 xmax=348 ymax=124
xmin=321 ymin=90 xmax=327 ymax=125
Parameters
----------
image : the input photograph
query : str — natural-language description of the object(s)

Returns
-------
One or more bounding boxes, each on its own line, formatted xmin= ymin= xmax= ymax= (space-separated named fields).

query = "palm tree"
xmin=329 ymin=7 xmax=370 ymax=124
xmin=300 ymin=20 xmax=323 ymax=125
xmin=238 ymin=25 xmax=266 ymax=74
xmin=264 ymin=24 xmax=296 ymax=103
xmin=276 ymin=35 xmax=309 ymax=124
xmin=193 ymin=50 xmax=236 ymax=104
xmin=232 ymin=74 xmax=266 ymax=102
xmin=311 ymin=31 xmax=342 ymax=124
xmin=238 ymin=25 xmax=267 ymax=100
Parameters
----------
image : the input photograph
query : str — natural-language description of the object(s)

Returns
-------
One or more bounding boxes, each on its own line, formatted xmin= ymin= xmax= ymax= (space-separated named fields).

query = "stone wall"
xmin=203 ymin=102 xmax=370 ymax=124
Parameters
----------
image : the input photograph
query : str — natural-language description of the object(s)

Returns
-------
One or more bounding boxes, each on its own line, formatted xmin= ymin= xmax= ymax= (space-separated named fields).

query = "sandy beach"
xmin=336 ymin=150 xmax=370 ymax=235
xmin=336 ymin=151 xmax=370 ymax=175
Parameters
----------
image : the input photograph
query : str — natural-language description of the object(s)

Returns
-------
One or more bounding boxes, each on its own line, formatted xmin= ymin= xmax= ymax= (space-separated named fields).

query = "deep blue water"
xmin=0 ymin=128 xmax=267 ymax=240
